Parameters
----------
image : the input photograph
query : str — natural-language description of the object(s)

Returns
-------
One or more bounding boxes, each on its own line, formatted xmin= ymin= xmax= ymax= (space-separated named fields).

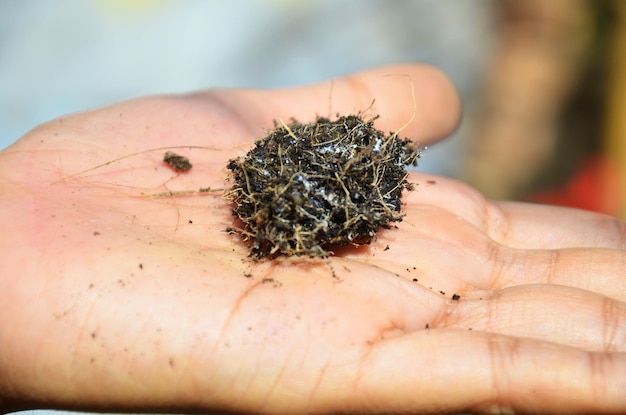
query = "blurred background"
xmin=1 ymin=0 xmax=625 ymax=221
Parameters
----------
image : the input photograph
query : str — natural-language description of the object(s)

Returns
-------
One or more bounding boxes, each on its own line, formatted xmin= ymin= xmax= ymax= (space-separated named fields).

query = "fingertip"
xmin=408 ymin=64 xmax=462 ymax=143
xmin=358 ymin=63 xmax=462 ymax=144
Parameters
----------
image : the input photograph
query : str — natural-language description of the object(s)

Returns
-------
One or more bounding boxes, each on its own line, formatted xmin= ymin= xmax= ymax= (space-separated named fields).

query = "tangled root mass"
xmin=226 ymin=114 xmax=421 ymax=259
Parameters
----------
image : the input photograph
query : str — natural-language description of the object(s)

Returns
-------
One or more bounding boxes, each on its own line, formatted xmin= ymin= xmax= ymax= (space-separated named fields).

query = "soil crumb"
xmin=163 ymin=151 xmax=192 ymax=172
xmin=226 ymin=114 xmax=421 ymax=259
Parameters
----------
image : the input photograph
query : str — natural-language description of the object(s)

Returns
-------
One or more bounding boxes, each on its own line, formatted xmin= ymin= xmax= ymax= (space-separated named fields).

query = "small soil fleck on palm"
xmin=163 ymin=151 xmax=192 ymax=172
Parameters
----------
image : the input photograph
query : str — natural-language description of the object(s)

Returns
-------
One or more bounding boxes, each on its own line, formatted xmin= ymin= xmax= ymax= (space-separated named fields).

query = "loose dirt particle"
xmin=163 ymin=151 xmax=192 ymax=172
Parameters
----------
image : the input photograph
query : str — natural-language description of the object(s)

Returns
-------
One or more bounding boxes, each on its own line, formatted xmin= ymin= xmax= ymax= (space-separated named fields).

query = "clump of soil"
xmin=163 ymin=151 xmax=192 ymax=172
xmin=226 ymin=114 xmax=421 ymax=259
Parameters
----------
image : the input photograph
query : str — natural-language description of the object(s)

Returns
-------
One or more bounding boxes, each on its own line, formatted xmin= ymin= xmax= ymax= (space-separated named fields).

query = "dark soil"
xmin=226 ymin=114 xmax=421 ymax=259
xmin=163 ymin=151 xmax=192 ymax=172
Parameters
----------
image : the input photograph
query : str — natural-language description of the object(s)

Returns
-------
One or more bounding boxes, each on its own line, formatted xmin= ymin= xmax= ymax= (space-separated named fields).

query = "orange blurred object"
xmin=526 ymin=155 xmax=624 ymax=216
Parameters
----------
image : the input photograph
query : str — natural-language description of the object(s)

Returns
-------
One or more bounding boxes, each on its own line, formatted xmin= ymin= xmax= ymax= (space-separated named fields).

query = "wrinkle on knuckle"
xmin=484 ymin=200 xmax=510 ymax=245
xmin=342 ymin=74 xmax=376 ymax=113
xmin=188 ymin=90 xmax=261 ymax=139
xmin=601 ymin=296 xmax=626 ymax=352
xmin=542 ymin=249 xmax=560 ymax=285
xmin=487 ymin=335 xmax=520 ymax=405
xmin=484 ymin=241 xmax=516 ymax=289
xmin=586 ymin=351 xmax=611 ymax=400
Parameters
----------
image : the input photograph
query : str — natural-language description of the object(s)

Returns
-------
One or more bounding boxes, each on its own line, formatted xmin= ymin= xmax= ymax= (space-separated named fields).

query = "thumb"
xmin=192 ymin=63 xmax=461 ymax=146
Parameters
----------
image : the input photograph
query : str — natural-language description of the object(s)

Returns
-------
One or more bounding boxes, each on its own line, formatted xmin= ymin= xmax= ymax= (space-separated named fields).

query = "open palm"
xmin=1 ymin=64 xmax=625 ymax=414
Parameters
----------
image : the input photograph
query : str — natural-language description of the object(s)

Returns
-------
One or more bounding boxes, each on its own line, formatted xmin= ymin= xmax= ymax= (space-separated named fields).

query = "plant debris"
xmin=226 ymin=114 xmax=421 ymax=259
xmin=163 ymin=151 xmax=192 ymax=172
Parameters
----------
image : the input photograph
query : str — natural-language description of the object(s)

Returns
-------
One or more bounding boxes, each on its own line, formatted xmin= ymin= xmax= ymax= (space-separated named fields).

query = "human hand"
xmin=1 ymin=64 xmax=624 ymax=414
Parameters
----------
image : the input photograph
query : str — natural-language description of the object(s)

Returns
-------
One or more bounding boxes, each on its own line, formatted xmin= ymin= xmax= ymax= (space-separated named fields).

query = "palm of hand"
xmin=1 ymin=65 xmax=625 ymax=414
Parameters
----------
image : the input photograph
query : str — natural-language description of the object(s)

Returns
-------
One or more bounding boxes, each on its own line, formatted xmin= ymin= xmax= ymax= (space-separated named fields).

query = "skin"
xmin=0 ymin=64 xmax=625 ymax=414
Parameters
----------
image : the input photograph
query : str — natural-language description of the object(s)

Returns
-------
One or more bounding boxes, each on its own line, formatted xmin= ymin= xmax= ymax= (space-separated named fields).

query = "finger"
xmin=453 ymin=284 xmax=626 ymax=352
xmin=484 ymin=244 xmax=626 ymax=302
xmin=494 ymin=201 xmax=626 ymax=250
xmin=403 ymin=172 xmax=494 ymax=236
xmin=371 ymin=201 xmax=626 ymax=301
xmin=353 ymin=330 xmax=626 ymax=414
xmin=404 ymin=173 xmax=626 ymax=251
xmin=194 ymin=63 xmax=461 ymax=146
